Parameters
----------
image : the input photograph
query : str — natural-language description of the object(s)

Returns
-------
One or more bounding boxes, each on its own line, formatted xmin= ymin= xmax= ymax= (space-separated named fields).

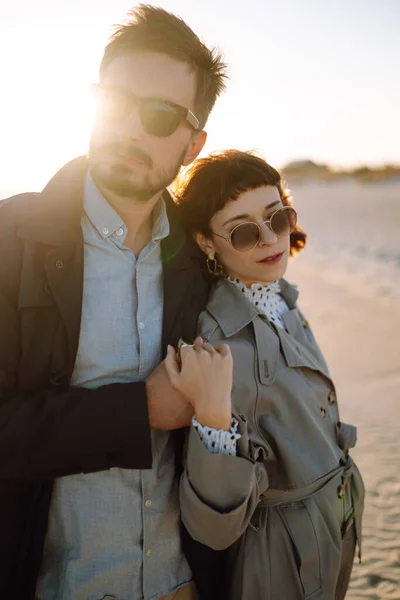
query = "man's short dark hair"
xmin=99 ymin=4 xmax=228 ymax=128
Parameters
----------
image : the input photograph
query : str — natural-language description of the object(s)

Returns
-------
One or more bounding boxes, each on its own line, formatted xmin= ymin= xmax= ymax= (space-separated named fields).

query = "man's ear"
xmin=193 ymin=231 xmax=215 ymax=257
xmin=182 ymin=131 xmax=207 ymax=166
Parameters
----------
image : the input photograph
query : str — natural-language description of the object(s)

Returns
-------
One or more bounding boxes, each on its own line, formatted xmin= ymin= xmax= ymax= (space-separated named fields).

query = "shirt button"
xmin=102 ymin=227 xmax=109 ymax=235
xmin=328 ymin=390 xmax=336 ymax=405
xmin=55 ymin=260 xmax=63 ymax=269
xmin=145 ymin=548 xmax=152 ymax=557
xmin=138 ymin=321 xmax=145 ymax=330
xmin=145 ymin=499 xmax=152 ymax=508
xmin=116 ymin=227 xmax=124 ymax=236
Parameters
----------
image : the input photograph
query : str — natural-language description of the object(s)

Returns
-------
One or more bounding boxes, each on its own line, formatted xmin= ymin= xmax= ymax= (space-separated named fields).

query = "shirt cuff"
xmin=192 ymin=416 xmax=241 ymax=456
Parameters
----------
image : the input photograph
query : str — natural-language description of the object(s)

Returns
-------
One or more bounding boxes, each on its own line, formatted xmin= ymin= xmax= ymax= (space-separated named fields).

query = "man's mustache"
xmin=99 ymin=142 xmax=153 ymax=168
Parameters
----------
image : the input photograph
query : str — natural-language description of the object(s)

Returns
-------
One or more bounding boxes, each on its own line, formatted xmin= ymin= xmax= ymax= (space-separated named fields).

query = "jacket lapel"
xmin=161 ymin=193 xmax=210 ymax=353
xmin=278 ymin=282 xmax=331 ymax=380
xmin=206 ymin=279 xmax=280 ymax=384
xmin=17 ymin=157 xmax=87 ymax=372
xmin=44 ymin=241 xmax=84 ymax=366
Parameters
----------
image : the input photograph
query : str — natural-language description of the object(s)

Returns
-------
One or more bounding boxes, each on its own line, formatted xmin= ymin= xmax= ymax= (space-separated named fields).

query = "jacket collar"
xmin=17 ymin=156 xmax=87 ymax=246
xmin=16 ymin=156 xmax=197 ymax=266
xmin=206 ymin=276 xmax=299 ymax=338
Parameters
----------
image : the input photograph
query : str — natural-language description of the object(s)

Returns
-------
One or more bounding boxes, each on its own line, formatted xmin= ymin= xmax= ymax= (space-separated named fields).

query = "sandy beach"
xmin=288 ymin=195 xmax=400 ymax=598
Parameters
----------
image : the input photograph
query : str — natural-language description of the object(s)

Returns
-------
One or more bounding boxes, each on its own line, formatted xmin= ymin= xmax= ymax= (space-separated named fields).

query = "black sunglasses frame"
xmin=91 ymin=83 xmax=200 ymax=136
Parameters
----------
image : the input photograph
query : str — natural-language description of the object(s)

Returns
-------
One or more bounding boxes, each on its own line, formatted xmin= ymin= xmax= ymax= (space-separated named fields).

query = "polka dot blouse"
xmin=227 ymin=277 xmax=289 ymax=329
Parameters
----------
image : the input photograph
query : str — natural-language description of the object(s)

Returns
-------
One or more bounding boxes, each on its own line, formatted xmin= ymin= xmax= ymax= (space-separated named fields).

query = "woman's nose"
xmin=258 ymin=222 xmax=278 ymax=245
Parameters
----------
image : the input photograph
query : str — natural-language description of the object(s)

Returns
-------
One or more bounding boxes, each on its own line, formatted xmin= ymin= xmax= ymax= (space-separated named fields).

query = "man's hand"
xmin=146 ymin=357 xmax=194 ymax=430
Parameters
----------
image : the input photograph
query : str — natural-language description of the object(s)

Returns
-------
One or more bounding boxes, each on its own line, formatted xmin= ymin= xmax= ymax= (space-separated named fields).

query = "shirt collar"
xmin=84 ymin=172 xmax=124 ymax=239
xmin=84 ymin=172 xmax=170 ymax=242
xmin=152 ymin=194 xmax=170 ymax=241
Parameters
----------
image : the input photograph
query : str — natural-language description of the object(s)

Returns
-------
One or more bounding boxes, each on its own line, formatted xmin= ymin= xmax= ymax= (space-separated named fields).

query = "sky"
xmin=0 ymin=0 xmax=399 ymax=191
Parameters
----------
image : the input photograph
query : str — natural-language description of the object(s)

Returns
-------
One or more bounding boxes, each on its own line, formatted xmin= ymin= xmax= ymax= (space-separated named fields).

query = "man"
xmin=0 ymin=6 xmax=227 ymax=599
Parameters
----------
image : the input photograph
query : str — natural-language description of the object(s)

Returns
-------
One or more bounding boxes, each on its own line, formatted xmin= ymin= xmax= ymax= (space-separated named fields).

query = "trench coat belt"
xmin=256 ymin=456 xmax=363 ymax=561
xmin=257 ymin=460 xmax=353 ymax=509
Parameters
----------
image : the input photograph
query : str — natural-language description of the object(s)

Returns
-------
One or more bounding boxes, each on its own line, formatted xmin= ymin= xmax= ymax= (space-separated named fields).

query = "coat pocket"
xmin=278 ymin=502 xmax=322 ymax=599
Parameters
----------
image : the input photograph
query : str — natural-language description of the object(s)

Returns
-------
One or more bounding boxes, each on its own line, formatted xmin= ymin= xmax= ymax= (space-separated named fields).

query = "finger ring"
xmin=177 ymin=338 xmax=195 ymax=363
xmin=178 ymin=337 xmax=195 ymax=350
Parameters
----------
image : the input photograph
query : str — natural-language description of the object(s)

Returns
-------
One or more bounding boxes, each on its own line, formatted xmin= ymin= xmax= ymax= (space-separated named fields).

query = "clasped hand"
xmin=146 ymin=338 xmax=233 ymax=431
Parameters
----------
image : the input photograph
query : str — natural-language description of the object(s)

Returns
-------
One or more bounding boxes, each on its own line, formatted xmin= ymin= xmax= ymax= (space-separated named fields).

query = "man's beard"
xmin=89 ymin=141 xmax=187 ymax=203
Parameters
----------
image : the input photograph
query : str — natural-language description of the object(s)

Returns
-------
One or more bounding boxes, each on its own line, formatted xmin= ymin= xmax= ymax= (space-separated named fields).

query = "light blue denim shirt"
xmin=36 ymin=174 xmax=192 ymax=600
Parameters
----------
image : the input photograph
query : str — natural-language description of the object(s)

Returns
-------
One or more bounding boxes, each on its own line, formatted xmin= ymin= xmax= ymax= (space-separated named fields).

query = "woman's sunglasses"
xmin=91 ymin=83 xmax=200 ymax=138
xmin=211 ymin=206 xmax=297 ymax=252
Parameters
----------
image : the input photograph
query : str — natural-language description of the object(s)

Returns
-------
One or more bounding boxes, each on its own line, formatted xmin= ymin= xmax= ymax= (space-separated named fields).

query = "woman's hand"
xmin=165 ymin=340 xmax=233 ymax=431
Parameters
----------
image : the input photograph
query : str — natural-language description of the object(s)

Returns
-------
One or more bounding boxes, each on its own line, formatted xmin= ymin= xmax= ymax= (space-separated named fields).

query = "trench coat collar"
xmin=206 ymin=276 xmax=299 ymax=338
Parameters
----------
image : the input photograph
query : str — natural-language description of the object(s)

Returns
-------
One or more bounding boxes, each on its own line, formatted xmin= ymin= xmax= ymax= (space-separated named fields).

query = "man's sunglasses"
xmin=91 ymin=83 xmax=200 ymax=138
xmin=211 ymin=206 xmax=297 ymax=252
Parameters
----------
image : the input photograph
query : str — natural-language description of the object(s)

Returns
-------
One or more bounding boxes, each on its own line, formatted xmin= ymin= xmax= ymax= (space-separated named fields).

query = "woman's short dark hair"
xmin=99 ymin=5 xmax=227 ymax=129
xmin=176 ymin=149 xmax=307 ymax=256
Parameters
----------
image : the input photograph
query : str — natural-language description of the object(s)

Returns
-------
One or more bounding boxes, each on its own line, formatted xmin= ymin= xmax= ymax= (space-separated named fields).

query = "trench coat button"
xmin=55 ymin=260 xmax=64 ymax=269
xmin=337 ymin=484 xmax=345 ymax=499
xmin=320 ymin=407 xmax=327 ymax=418
xmin=49 ymin=371 xmax=63 ymax=387
xmin=328 ymin=390 xmax=336 ymax=405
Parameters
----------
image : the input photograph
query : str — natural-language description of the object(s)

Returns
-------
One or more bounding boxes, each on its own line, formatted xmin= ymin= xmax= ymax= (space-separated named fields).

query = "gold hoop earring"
xmin=206 ymin=254 xmax=223 ymax=276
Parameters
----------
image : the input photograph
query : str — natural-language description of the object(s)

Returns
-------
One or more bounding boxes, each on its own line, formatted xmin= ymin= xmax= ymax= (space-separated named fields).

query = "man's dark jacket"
xmin=0 ymin=157 xmax=226 ymax=599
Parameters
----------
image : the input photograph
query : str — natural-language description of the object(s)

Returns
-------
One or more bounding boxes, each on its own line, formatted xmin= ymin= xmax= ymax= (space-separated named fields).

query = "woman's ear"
xmin=193 ymin=232 xmax=215 ymax=257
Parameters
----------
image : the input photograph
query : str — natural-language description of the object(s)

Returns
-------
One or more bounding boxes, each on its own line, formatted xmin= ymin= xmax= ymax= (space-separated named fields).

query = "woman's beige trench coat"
xmin=180 ymin=277 xmax=365 ymax=600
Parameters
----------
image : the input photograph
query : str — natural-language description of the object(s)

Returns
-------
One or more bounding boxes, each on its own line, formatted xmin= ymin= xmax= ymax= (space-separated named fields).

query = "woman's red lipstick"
xmin=257 ymin=252 xmax=283 ymax=265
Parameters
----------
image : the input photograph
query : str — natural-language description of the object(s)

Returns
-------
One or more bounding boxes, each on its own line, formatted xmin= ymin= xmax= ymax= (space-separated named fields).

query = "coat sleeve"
xmin=179 ymin=417 xmax=269 ymax=550
xmin=0 ymin=198 xmax=152 ymax=481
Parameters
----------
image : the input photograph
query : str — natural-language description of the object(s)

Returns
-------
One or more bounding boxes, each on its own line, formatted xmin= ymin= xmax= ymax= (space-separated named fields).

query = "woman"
xmin=165 ymin=150 xmax=365 ymax=600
